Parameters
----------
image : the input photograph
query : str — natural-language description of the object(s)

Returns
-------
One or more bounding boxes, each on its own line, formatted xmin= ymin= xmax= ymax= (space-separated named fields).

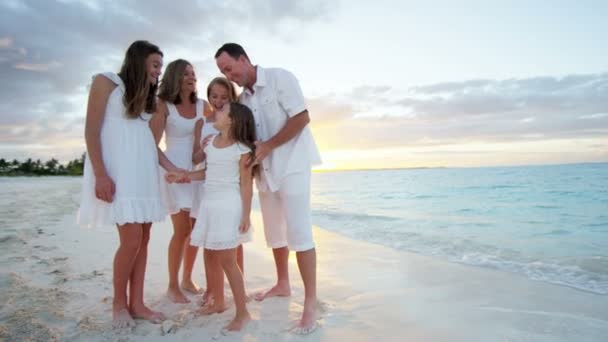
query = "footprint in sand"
xmin=79 ymin=270 xmax=105 ymax=281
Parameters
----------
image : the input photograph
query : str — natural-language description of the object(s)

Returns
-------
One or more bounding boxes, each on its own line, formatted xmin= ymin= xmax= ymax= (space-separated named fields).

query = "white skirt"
xmin=189 ymin=162 xmax=205 ymax=219
xmin=160 ymin=142 xmax=195 ymax=215
xmin=78 ymin=117 xmax=167 ymax=226
xmin=190 ymin=188 xmax=252 ymax=250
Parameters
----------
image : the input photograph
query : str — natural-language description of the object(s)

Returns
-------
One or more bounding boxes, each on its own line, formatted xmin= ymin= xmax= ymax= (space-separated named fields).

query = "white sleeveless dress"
xmin=160 ymin=100 xmax=204 ymax=214
xmin=190 ymin=114 xmax=219 ymax=219
xmin=190 ymin=136 xmax=253 ymax=250
xmin=78 ymin=72 xmax=166 ymax=226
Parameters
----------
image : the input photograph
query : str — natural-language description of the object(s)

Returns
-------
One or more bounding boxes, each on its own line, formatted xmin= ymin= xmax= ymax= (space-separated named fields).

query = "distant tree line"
xmin=0 ymin=153 xmax=85 ymax=176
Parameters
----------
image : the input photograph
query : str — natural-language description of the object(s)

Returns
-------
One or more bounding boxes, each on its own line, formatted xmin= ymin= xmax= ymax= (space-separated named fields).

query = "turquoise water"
xmin=2 ymin=163 xmax=606 ymax=295
xmin=309 ymin=163 xmax=608 ymax=295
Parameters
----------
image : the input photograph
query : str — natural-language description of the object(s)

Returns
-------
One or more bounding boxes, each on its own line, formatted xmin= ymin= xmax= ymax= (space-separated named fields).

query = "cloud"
xmin=0 ymin=0 xmax=333 ymax=161
xmin=309 ymin=73 xmax=608 ymax=150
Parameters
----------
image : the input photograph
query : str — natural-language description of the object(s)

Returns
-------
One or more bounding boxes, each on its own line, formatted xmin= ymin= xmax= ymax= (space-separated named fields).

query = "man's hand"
xmin=254 ymin=140 xmax=272 ymax=165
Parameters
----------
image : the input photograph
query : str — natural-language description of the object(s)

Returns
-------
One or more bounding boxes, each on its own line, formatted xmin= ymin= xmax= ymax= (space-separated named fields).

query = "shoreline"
xmin=2 ymin=207 xmax=607 ymax=341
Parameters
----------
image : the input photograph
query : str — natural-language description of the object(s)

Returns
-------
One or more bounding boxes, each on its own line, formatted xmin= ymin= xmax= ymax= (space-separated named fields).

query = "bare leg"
xmin=112 ymin=223 xmax=142 ymax=329
xmin=181 ymin=218 xmax=202 ymax=294
xmin=254 ymin=246 xmax=291 ymax=301
xmin=237 ymin=244 xmax=244 ymax=275
xmin=218 ymin=248 xmax=250 ymax=332
xmin=294 ymin=248 xmax=317 ymax=333
xmin=167 ymin=211 xmax=191 ymax=303
xmin=129 ymin=223 xmax=165 ymax=323
xmin=197 ymin=249 xmax=227 ymax=315
xmin=201 ymin=248 xmax=213 ymax=305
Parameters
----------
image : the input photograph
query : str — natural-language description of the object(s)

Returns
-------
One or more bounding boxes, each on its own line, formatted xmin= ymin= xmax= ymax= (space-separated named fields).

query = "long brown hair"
xmin=158 ymin=59 xmax=197 ymax=105
xmin=117 ymin=40 xmax=163 ymax=118
xmin=228 ymin=102 xmax=257 ymax=173
xmin=206 ymin=77 xmax=237 ymax=102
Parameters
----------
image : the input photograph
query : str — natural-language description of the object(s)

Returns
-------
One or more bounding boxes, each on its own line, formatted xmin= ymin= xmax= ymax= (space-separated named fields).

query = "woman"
xmin=151 ymin=59 xmax=208 ymax=303
xmin=78 ymin=40 xmax=170 ymax=328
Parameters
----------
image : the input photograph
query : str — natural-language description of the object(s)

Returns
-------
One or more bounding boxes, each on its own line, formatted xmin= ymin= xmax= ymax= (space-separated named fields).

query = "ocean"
xmin=2 ymin=162 xmax=607 ymax=296
xmin=309 ymin=162 xmax=608 ymax=295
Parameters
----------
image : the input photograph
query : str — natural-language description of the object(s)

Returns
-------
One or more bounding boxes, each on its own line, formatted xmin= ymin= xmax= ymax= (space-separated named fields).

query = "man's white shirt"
xmin=239 ymin=66 xmax=321 ymax=192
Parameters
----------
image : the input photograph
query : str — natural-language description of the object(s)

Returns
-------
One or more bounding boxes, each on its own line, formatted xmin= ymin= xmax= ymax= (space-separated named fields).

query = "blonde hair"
xmin=206 ymin=77 xmax=237 ymax=102
xmin=158 ymin=59 xmax=197 ymax=104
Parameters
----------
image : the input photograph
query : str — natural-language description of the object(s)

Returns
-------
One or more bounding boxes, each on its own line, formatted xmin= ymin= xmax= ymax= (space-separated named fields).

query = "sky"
xmin=1 ymin=0 xmax=607 ymax=170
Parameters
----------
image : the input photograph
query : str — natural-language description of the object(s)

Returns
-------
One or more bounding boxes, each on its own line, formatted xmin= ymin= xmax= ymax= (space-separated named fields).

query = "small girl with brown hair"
xmin=167 ymin=102 xmax=256 ymax=331
xmin=191 ymin=77 xmax=245 ymax=308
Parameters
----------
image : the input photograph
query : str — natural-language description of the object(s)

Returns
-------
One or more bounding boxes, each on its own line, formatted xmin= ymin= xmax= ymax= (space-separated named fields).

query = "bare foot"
xmin=291 ymin=300 xmax=318 ymax=335
xmin=181 ymin=280 xmax=204 ymax=295
xmin=198 ymin=291 xmax=213 ymax=306
xmin=224 ymin=311 xmax=251 ymax=332
xmin=130 ymin=305 xmax=166 ymax=324
xmin=196 ymin=302 xmax=228 ymax=315
xmin=253 ymin=283 xmax=291 ymax=301
xmin=112 ymin=307 xmax=135 ymax=329
xmin=167 ymin=287 xmax=190 ymax=303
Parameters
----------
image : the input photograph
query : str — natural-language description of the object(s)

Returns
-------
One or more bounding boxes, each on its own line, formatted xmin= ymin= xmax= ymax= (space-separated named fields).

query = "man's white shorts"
xmin=258 ymin=171 xmax=314 ymax=252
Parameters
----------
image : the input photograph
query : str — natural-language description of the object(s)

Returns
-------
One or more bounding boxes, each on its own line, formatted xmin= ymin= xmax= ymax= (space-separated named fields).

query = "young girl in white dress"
xmin=167 ymin=102 xmax=256 ymax=332
xmin=78 ymin=40 xmax=170 ymax=329
xmin=151 ymin=59 xmax=207 ymax=303
xmin=191 ymin=77 xmax=246 ymax=307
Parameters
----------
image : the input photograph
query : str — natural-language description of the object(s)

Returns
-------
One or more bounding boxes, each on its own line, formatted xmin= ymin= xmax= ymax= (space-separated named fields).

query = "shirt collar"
xmin=244 ymin=65 xmax=265 ymax=96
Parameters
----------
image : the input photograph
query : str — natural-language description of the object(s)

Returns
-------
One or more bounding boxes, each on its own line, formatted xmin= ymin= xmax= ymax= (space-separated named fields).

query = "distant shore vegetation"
xmin=0 ymin=154 xmax=85 ymax=176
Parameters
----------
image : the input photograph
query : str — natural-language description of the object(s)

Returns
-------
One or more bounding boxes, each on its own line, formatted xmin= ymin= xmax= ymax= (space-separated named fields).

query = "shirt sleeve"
xmin=236 ymin=143 xmax=252 ymax=155
xmin=276 ymin=69 xmax=307 ymax=118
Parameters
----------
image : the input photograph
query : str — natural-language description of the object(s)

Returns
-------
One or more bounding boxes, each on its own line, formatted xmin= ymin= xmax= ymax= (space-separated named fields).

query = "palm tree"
xmin=45 ymin=158 xmax=59 ymax=174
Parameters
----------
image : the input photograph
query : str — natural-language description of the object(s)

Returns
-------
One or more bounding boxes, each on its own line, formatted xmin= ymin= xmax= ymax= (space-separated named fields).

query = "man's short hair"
xmin=215 ymin=43 xmax=250 ymax=61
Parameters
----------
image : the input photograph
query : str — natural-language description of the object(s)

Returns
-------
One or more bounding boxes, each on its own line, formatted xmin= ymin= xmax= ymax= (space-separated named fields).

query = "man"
xmin=215 ymin=43 xmax=322 ymax=334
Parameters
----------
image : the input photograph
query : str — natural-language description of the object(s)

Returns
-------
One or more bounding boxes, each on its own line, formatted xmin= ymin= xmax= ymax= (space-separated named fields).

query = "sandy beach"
xmin=1 ymin=177 xmax=607 ymax=341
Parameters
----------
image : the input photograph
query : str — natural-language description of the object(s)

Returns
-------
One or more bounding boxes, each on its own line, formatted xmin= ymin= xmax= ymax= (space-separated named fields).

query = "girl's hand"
xmin=193 ymin=149 xmax=206 ymax=163
xmin=95 ymin=173 xmax=116 ymax=203
xmin=165 ymin=171 xmax=190 ymax=184
xmin=201 ymin=134 xmax=214 ymax=149
xmin=239 ymin=215 xmax=251 ymax=233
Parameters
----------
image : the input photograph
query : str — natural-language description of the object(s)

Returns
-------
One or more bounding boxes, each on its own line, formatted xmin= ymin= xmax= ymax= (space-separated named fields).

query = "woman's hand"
xmin=95 ymin=173 xmax=116 ymax=203
xmin=239 ymin=215 xmax=251 ymax=233
xmin=165 ymin=170 xmax=190 ymax=184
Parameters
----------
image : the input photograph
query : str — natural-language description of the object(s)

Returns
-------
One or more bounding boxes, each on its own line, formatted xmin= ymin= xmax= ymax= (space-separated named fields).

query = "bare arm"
xmin=187 ymin=168 xmax=206 ymax=181
xmin=239 ymin=153 xmax=254 ymax=232
xmin=149 ymin=100 xmax=181 ymax=172
xmin=84 ymin=75 xmax=116 ymax=202
xmin=192 ymin=118 xmax=204 ymax=164
xmin=165 ymin=168 xmax=204 ymax=183
xmin=254 ymin=110 xmax=310 ymax=164
xmin=149 ymin=99 xmax=167 ymax=144
xmin=267 ymin=110 xmax=310 ymax=149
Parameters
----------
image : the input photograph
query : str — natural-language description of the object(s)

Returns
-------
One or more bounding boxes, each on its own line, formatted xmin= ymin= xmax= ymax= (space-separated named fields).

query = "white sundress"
xmin=159 ymin=100 xmax=203 ymax=215
xmin=78 ymin=72 xmax=166 ymax=226
xmin=190 ymin=113 xmax=219 ymax=219
xmin=190 ymin=137 xmax=253 ymax=249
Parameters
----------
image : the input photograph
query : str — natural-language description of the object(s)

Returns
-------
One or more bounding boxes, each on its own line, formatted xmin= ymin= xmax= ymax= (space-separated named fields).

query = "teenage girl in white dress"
xmin=78 ymin=40 xmax=170 ymax=329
